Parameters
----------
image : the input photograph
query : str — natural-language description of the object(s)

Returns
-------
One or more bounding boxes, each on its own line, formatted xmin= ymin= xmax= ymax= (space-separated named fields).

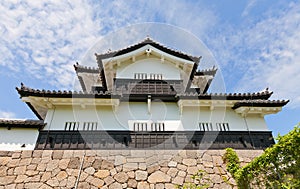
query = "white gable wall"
xmin=116 ymin=58 xmax=181 ymax=80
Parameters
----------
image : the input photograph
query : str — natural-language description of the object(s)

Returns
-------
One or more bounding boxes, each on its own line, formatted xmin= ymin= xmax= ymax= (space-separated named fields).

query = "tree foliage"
xmin=176 ymin=170 xmax=211 ymax=189
xmin=223 ymin=124 xmax=300 ymax=188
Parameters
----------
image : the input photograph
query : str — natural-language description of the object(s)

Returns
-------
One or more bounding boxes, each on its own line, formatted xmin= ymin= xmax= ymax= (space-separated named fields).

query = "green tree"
xmin=223 ymin=124 xmax=300 ymax=188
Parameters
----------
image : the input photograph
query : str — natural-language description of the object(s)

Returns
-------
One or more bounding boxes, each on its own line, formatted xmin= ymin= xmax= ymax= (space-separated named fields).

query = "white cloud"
xmin=0 ymin=110 xmax=16 ymax=119
xmin=0 ymin=0 xmax=216 ymax=90
xmin=209 ymin=2 xmax=300 ymax=108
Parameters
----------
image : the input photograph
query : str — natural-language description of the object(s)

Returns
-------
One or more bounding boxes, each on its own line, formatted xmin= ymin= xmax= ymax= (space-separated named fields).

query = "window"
xmin=216 ymin=123 xmax=230 ymax=131
xmin=65 ymin=122 xmax=79 ymax=131
xmin=133 ymin=122 xmax=165 ymax=131
xmin=133 ymin=122 xmax=147 ymax=131
xmin=199 ymin=122 xmax=213 ymax=131
xmin=149 ymin=73 xmax=163 ymax=80
xmin=134 ymin=73 xmax=147 ymax=79
xmin=151 ymin=122 xmax=165 ymax=131
xmin=134 ymin=73 xmax=163 ymax=80
xmin=83 ymin=122 xmax=98 ymax=131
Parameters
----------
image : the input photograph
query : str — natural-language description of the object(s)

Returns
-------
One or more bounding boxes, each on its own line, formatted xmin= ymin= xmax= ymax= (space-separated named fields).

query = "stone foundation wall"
xmin=0 ymin=150 xmax=263 ymax=189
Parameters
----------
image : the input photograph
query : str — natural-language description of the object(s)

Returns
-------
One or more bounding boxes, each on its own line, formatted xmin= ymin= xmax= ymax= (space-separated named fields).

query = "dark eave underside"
xmin=16 ymin=85 xmax=273 ymax=101
xmin=0 ymin=119 xmax=45 ymax=129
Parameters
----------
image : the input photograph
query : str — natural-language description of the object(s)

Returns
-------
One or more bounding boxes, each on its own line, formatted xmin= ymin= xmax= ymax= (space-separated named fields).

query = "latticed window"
xmin=133 ymin=122 xmax=148 ymax=131
xmin=134 ymin=73 xmax=147 ymax=79
xmin=216 ymin=123 xmax=230 ymax=131
xmin=151 ymin=122 xmax=165 ymax=131
xmin=83 ymin=122 xmax=98 ymax=131
xmin=199 ymin=122 xmax=213 ymax=131
xmin=133 ymin=122 xmax=165 ymax=131
xmin=64 ymin=122 xmax=79 ymax=131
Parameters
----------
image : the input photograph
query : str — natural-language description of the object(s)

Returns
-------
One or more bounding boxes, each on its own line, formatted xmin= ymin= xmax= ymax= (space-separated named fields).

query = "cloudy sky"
xmin=0 ymin=0 xmax=299 ymax=136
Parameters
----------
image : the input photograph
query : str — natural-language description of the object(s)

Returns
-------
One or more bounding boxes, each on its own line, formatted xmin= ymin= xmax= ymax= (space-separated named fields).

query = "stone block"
xmin=172 ymin=176 xmax=184 ymax=185
xmin=24 ymin=183 xmax=42 ymax=189
xmin=11 ymin=152 xmax=21 ymax=159
xmin=52 ymin=150 xmax=63 ymax=159
xmin=177 ymin=164 xmax=187 ymax=171
xmin=113 ymin=172 xmax=129 ymax=183
xmin=62 ymin=150 xmax=74 ymax=158
xmin=135 ymin=170 xmax=148 ymax=181
xmin=168 ymin=161 xmax=178 ymax=167
xmin=155 ymin=183 xmax=165 ymax=189
xmin=66 ymin=176 xmax=76 ymax=188
xmin=0 ymin=166 xmax=7 ymax=177
xmin=108 ymin=182 xmax=122 ymax=189
xmin=14 ymin=165 xmax=26 ymax=175
xmin=114 ymin=155 xmax=126 ymax=166
xmin=21 ymin=151 xmax=32 ymax=158
xmin=148 ymin=171 xmax=171 ymax=183
xmin=128 ymin=179 xmax=138 ymax=188
xmin=139 ymin=163 xmax=147 ymax=170
xmin=94 ymin=170 xmax=110 ymax=179
xmin=26 ymin=164 xmax=37 ymax=170
xmin=32 ymin=150 xmax=43 ymax=158
xmin=41 ymin=172 xmax=52 ymax=182
xmin=0 ymin=157 xmax=11 ymax=166
xmin=187 ymin=166 xmax=198 ymax=175
xmin=7 ymin=159 xmax=20 ymax=168
xmin=123 ymin=163 xmax=138 ymax=172
xmin=104 ymin=176 xmax=115 ymax=185
xmin=19 ymin=158 xmax=31 ymax=166
xmin=165 ymin=183 xmax=176 ymax=189
xmin=147 ymin=164 xmax=160 ymax=174
xmin=68 ymin=157 xmax=80 ymax=169
xmin=88 ymin=177 xmax=104 ymax=188
xmin=137 ymin=181 xmax=150 ymax=189
xmin=101 ymin=159 xmax=114 ymax=170
xmin=77 ymin=182 xmax=90 ymax=189
xmin=182 ymin=158 xmax=197 ymax=166
xmin=92 ymin=158 xmax=102 ymax=169
xmin=37 ymin=163 xmax=46 ymax=171
xmin=42 ymin=150 xmax=53 ymax=158
xmin=25 ymin=170 xmax=39 ymax=176
xmin=14 ymin=175 xmax=28 ymax=183
xmin=46 ymin=177 xmax=60 ymax=187
xmin=39 ymin=184 xmax=52 ymax=189
xmin=57 ymin=171 xmax=68 ymax=181
xmin=177 ymin=170 xmax=186 ymax=177
xmin=79 ymin=172 xmax=89 ymax=181
xmin=127 ymin=157 xmax=145 ymax=163
xmin=167 ymin=168 xmax=178 ymax=178
xmin=84 ymin=167 xmax=95 ymax=175
xmin=46 ymin=159 xmax=59 ymax=171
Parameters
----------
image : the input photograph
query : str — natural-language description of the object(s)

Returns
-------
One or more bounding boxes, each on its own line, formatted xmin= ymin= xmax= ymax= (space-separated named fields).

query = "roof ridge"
xmin=95 ymin=37 xmax=201 ymax=61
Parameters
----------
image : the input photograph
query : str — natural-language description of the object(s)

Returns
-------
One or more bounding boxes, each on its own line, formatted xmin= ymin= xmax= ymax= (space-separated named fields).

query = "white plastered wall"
xmin=116 ymin=58 xmax=180 ymax=80
xmin=43 ymin=103 xmax=269 ymax=131
xmin=0 ymin=128 xmax=39 ymax=151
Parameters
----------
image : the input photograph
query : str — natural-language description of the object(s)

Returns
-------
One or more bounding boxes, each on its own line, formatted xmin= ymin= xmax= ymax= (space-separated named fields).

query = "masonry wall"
xmin=0 ymin=150 xmax=263 ymax=189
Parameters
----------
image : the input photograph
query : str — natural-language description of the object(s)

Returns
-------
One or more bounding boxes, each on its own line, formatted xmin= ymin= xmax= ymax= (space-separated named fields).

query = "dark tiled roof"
xmin=178 ymin=90 xmax=273 ymax=100
xmin=194 ymin=66 xmax=218 ymax=76
xmin=0 ymin=119 xmax=45 ymax=129
xmin=232 ymin=99 xmax=289 ymax=109
xmin=74 ymin=62 xmax=99 ymax=73
xmin=16 ymin=83 xmax=119 ymax=98
xmin=95 ymin=37 xmax=201 ymax=62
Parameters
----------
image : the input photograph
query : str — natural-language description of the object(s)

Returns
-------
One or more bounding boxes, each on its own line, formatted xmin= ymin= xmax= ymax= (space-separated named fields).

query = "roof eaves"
xmin=232 ymin=99 xmax=289 ymax=109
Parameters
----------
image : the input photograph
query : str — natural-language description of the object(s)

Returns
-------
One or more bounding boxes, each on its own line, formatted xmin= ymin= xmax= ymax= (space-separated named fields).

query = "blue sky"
xmin=0 ymin=0 xmax=299 ymax=137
